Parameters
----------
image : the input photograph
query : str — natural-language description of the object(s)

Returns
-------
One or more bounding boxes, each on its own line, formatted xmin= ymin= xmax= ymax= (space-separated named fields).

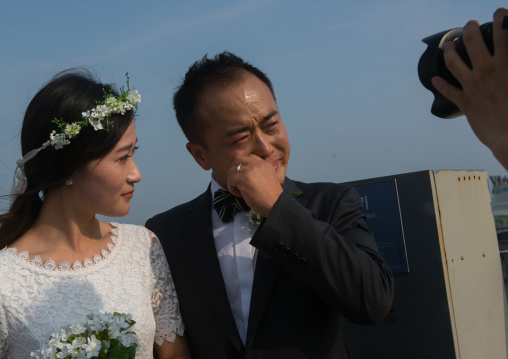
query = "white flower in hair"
xmin=88 ymin=117 xmax=104 ymax=131
xmin=10 ymin=74 xmax=141 ymax=208
xmin=126 ymin=89 xmax=141 ymax=104
xmin=105 ymin=96 xmax=117 ymax=106
xmin=53 ymin=73 xmax=141 ymax=145
xmin=64 ymin=123 xmax=81 ymax=138
xmin=49 ymin=130 xmax=70 ymax=149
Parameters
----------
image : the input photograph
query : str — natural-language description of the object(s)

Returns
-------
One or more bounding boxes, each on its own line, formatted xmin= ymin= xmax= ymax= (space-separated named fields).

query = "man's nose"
xmin=252 ymin=132 xmax=273 ymax=158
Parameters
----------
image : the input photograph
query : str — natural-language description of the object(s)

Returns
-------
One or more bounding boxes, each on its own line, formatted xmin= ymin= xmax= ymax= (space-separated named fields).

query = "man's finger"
xmin=493 ymin=8 xmax=508 ymax=59
xmin=441 ymin=40 xmax=471 ymax=85
xmin=431 ymin=76 xmax=464 ymax=110
xmin=461 ymin=20 xmax=490 ymax=69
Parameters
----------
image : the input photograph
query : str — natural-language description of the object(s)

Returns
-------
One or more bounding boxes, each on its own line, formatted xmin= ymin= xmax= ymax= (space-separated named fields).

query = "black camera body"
xmin=418 ymin=22 xmax=493 ymax=119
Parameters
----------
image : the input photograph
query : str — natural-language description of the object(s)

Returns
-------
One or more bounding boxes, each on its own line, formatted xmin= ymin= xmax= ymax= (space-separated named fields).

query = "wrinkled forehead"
xmin=191 ymin=71 xmax=277 ymax=143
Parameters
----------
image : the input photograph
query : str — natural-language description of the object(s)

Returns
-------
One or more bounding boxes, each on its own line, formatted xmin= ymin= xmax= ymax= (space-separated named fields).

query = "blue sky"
xmin=1 ymin=0 xmax=506 ymax=225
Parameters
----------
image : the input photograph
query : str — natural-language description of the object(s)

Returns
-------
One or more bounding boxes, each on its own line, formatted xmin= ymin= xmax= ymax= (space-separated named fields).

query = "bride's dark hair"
xmin=0 ymin=69 xmax=135 ymax=248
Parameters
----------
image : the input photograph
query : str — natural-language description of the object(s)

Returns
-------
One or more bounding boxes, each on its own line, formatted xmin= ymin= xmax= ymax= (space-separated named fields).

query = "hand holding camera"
xmin=419 ymin=8 xmax=508 ymax=170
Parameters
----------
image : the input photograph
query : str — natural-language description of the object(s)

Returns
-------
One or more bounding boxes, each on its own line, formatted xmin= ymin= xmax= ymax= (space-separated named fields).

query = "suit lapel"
xmin=246 ymin=250 xmax=282 ymax=347
xmin=246 ymin=178 xmax=307 ymax=346
xmin=187 ymin=186 xmax=244 ymax=353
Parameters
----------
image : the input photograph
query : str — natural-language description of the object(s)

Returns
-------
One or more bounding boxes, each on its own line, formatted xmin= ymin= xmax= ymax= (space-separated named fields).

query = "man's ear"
xmin=186 ymin=142 xmax=211 ymax=171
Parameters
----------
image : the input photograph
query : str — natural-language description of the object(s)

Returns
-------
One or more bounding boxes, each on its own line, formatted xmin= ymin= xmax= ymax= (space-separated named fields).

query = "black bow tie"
xmin=213 ymin=189 xmax=250 ymax=223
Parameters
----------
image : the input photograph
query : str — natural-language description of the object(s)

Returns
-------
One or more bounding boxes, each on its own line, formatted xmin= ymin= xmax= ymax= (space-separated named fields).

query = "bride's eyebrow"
xmin=115 ymin=138 xmax=139 ymax=152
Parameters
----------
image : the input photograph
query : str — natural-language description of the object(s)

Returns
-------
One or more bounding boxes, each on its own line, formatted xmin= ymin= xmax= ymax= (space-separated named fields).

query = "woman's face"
xmin=70 ymin=121 xmax=142 ymax=218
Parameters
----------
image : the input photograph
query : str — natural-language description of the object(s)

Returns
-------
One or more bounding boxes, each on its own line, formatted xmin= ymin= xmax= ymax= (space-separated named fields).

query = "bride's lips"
xmin=122 ymin=190 xmax=134 ymax=199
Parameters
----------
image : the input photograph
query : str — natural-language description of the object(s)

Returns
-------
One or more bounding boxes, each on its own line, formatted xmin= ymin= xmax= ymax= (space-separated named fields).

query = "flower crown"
xmin=9 ymin=73 xmax=141 ymax=206
xmin=49 ymin=73 xmax=141 ymax=149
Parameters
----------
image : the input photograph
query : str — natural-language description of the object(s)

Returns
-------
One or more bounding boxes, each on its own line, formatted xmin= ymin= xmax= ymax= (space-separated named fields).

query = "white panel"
xmin=433 ymin=170 xmax=506 ymax=359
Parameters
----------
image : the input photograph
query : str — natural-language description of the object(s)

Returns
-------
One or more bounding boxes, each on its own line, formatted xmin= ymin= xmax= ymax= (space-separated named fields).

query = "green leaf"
xmin=108 ymin=344 xmax=137 ymax=359
xmin=125 ymin=345 xmax=137 ymax=359
xmin=96 ymin=341 xmax=108 ymax=358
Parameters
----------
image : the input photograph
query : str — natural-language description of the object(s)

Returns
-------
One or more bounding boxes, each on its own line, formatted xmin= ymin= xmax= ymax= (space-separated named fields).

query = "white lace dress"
xmin=0 ymin=223 xmax=185 ymax=359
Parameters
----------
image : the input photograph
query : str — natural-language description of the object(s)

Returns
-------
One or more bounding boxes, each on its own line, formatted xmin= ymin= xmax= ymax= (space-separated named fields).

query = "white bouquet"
xmin=30 ymin=312 xmax=138 ymax=359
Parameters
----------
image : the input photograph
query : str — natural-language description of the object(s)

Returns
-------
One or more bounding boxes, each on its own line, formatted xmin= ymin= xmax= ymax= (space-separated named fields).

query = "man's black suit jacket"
xmin=145 ymin=178 xmax=394 ymax=358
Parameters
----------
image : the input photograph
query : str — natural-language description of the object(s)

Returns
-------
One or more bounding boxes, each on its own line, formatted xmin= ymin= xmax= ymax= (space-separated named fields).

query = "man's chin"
xmin=277 ymin=170 xmax=287 ymax=185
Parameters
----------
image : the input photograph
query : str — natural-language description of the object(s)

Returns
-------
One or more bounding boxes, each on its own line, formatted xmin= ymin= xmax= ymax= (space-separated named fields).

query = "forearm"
xmin=155 ymin=335 xmax=191 ymax=359
xmin=251 ymin=192 xmax=394 ymax=323
xmin=431 ymin=8 xmax=508 ymax=171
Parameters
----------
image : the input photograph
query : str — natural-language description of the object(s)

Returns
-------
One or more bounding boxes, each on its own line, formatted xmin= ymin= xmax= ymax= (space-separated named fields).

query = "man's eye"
xmin=234 ymin=135 xmax=248 ymax=144
xmin=264 ymin=121 xmax=278 ymax=130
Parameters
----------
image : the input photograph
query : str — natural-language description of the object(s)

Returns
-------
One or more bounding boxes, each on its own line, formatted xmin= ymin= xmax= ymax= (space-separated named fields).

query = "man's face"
xmin=187 ymin=72 xmax=290 ymax=189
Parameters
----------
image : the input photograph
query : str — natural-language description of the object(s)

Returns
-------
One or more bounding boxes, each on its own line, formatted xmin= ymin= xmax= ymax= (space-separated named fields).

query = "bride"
xmin=0 ymin=70 xmax=191 ymax=358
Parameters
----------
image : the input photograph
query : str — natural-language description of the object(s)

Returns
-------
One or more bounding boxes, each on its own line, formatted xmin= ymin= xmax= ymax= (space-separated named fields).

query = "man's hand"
xmin=226 ymin=154 xmax=283 ymax=218
xmin=431 ymin=8 xmax=508 ymax=169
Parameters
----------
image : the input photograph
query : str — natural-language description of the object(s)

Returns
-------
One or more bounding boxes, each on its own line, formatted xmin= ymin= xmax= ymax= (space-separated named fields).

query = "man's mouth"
xmin=271 ymin=159 xmax=280 ymax=171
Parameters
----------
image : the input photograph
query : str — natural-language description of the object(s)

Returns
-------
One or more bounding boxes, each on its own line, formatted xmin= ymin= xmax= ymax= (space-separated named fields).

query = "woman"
xmin=0 ymin=70 xmax=191 ymax=358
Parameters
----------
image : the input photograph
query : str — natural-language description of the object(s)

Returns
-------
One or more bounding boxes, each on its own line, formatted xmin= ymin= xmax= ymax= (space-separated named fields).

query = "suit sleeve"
xmin=249 ymin=185 xmax=394 ymax=324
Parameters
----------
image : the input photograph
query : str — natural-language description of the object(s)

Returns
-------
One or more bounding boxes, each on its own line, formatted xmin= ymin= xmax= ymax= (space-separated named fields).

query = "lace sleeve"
xmin=0 ymin=301 xmax=7 ymax=358
xmin=149 ymin=232 xmax=185 ymax=346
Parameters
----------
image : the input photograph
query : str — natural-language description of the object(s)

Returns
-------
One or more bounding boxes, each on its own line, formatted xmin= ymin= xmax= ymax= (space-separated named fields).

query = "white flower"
xmin=31 ymin=312 xmax=138 ymax=359
xmin=86 ymin=316 xmax=103 ymax=332
xmin=121 ymin=333 xmax=138 ymax=347
xmin=54 ymin=343 xmax=73 ymax=358
xmin=126 ymin=89 xmax=141 ymax=104
xmin=72 ymin=336 xmax=87 ymax=346
xmin=83 ymin=334 xmax=101 ymax=357
xmin=246 ymin=210 xmax=262 ymax=224
xmin=64 ymin=123 xmax=81 ymax=138
xmin=88 ymin=117 xmax=103 ymax=131
xmin=69 ymin=321 xmax=86 ymax=335
xmin=45 ymin=76 xmax=140 ymax=150
xmin=112 ymin=312 xmax=131 ymax=329
xmin=105 ymin=96 xmax=117 ymax=106
xmin=50 ymin=131 xmax=70 ymax=149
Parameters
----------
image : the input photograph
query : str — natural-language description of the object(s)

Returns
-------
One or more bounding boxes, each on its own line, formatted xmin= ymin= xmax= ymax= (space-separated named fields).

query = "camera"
xmin=418 ymin=22 xmax=493 ymax=119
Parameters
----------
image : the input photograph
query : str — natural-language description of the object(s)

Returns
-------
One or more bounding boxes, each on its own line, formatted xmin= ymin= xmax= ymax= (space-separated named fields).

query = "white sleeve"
xmin=0 ymin=301 xmax=7 ymax=358
xmin=149 ymin=233 xmax=185 ymax=345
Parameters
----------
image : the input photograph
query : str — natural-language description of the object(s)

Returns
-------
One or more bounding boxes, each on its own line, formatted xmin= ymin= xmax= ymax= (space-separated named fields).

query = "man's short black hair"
xmin=173 ymin=51 xmax=275 ymax=144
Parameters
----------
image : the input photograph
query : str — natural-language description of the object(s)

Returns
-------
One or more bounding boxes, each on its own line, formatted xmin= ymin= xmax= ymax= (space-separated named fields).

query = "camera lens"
xmin=456 ymin=22 xmax=494 ymax=69
xmin=418 ymin=22 xmax=493 ymax=119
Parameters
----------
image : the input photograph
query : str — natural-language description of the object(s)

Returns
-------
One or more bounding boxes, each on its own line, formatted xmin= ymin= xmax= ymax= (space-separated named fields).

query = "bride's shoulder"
xmin=4 ymin=227 xmax=38 ymax=252
xmin=110 ymin=223 xmax=157 ymax=245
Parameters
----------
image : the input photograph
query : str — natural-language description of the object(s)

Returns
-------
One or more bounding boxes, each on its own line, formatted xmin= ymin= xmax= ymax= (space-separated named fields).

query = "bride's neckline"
xmin=3 ymin=223 xmax=120 ymax=272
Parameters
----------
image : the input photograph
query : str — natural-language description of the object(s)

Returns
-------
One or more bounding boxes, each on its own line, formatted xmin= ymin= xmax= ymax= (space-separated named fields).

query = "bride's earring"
xmin=66 ymin=179 xmax=73 ymax=186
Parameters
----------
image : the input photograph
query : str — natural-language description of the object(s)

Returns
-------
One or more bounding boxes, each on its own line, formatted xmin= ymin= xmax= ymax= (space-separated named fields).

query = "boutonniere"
xmin=246 ymin=191 xmax=302 ymax=228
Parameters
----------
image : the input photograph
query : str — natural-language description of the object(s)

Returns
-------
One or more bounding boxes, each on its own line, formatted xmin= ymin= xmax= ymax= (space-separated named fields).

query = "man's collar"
xmin=210 ymin=172 xmax=224 ymax=198
xmin=282 ymin=177 xmax=300 ymax=194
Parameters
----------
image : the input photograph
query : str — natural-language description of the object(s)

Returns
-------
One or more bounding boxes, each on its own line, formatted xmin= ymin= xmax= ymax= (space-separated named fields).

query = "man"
xmin=146 ymin=52 xmax=394 ymax=358
xmin=432 ymin=8 xmax=508 ymax=170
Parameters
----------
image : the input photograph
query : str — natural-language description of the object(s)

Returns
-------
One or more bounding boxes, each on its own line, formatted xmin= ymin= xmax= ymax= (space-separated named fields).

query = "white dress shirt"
xmin=210 ymin=175 xmax=258 ymax=344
